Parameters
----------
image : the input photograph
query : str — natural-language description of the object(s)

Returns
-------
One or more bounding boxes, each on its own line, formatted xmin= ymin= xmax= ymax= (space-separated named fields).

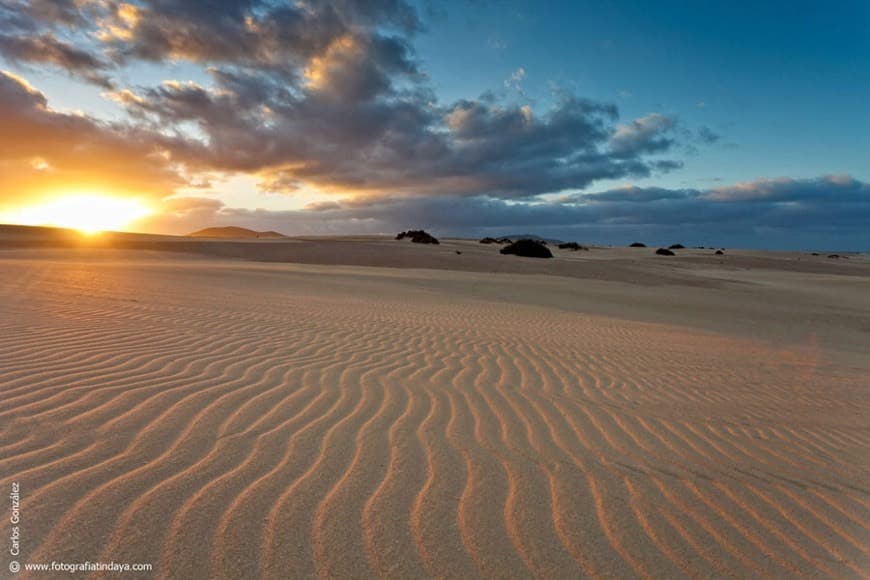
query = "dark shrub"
xmin=715 ymin=250 xmax=724 ymax=255
xmin=629 ymin=242 xmax=646 ymax=247
xmin=479 ymin=237 xmax=498 ymax=244
xmin=500 ymin=239 xmax=553 ymax=258
xmin=656 ymin=248 xmax=675 ymax=256
xmin=396 ymin=230 xmax=439 ymax=244
xmin=668 ymin=243 xmax=685 ymax=250
xmin=558 ymin=242 xmax=589 ymax=251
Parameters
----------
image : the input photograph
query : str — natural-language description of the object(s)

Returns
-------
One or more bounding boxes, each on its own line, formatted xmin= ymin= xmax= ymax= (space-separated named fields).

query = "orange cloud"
xmin=0 ymin=70 xmax=185 ymax=212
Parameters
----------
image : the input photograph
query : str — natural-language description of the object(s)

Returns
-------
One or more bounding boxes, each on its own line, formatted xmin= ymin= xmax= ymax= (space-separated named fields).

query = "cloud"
xmin=93 ymin=0 xmax=418 ymax=71
xmin=0 ymin=0 xmax=741 ymax=247
xmin=1 ymin=0 xmax=701 ymax=204
xmin=0 ymin=33 xmax=114 ymax=88
xmin=137 ymin=175 xmax=870 ymax=250
xmin=0 ymin=0 xmax=858 ymax=251
xmin=136 ymin=195 xmax=229 ymax=233
xmin=0 ymin=70 xmax=184 ymax=209
xmin=0 ymin=0 xmax=91 ymax=28
xmin=580 ymin=186 xmax=696 ymax=203
xmin=696 ymin=126 xmax=721 ymax=144
xmin=704 ymin=175 xmax=868 ymax=203
xmin=504 ymin=67 xmax=526 ymax=94
xmin=111 ymin=67 xmax=681 ymax=199
xmin=303 ymin=33 xmax=418 ymax=102
xmin=608 ymin=113 xmax=676 ymax=156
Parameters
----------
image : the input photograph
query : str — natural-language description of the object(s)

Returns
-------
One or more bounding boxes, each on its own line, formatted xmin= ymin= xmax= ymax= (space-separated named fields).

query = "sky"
xmin=0 ymin=0 xmax=868 ymax=249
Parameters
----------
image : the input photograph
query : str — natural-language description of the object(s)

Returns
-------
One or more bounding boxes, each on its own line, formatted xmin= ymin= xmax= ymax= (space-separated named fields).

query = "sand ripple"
xmin=1 ymin=258 xmax=868 ymax=579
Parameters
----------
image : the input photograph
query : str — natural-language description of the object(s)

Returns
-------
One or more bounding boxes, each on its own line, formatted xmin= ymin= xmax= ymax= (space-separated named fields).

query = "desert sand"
xmin=1 ymin=226 xmax=868 ymax=579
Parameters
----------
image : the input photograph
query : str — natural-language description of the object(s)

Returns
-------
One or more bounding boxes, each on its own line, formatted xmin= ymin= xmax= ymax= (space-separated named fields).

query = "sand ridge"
xmin=0 ymin=235 xmax=868 ymax=579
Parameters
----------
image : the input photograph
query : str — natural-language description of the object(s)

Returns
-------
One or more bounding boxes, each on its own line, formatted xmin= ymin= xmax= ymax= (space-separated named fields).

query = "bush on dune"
xmin=500 ymin=239 xmax=553 ymax=258
xmin=396 ymin=230 xmax=440 ymax=244
xmin=558 ymin=242 xmax=589 ymax=251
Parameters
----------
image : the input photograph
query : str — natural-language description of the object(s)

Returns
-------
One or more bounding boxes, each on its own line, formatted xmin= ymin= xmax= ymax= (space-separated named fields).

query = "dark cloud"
xmin=650 ymin=160 xmax=684 ymax=173
xmin=0 ymin=0 xmax=89 ymax=28
xmin=608 ymin=113 xmax=676 ymax=157
xmin=113 ymin=75 xmax=678 ymax=198
xmin=94 ymin=0 xmax=418 ymax=74
xmin=0 ymin=0 xmax=113 ymax=87
xmin=2 ymin=0 xmax=697 ymax=202
xmin=578 ymin=186 xmax=696 ymax=203
xmin=0 ymin=0 xmax=860 ymax=254
xmin=0 ymin=33 xmax=114 ymax=88
xmin=0 ymin=0 xmax=858 ymax=251
xmin=0 ymin=0 xmax=757 ymax=249
xmin=140 ymin=175 xmax=870 ymax=250
xmin=703 ymin=175 xmax=868 ymax=203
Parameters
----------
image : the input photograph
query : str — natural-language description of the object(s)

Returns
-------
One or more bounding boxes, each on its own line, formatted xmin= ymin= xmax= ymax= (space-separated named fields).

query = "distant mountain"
xmin=188 ymin=227 xmax=288 ymax=239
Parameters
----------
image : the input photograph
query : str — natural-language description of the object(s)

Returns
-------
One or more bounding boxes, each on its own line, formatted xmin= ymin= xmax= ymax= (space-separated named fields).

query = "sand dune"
xmin=1 ymin=234 xmax=868 ymax=578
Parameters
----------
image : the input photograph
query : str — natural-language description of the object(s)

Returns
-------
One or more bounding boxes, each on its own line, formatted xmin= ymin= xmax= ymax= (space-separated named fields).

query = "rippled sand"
xmin=1 ymin=231 xmax=868 ymax=578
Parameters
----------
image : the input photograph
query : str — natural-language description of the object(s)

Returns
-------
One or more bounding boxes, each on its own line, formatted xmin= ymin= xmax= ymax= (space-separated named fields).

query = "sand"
xmin=1 ymin=227 xmax=868 ymax=578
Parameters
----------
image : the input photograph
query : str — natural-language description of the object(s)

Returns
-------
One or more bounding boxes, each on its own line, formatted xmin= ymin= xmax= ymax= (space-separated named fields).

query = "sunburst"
xmin=4 ymin=195 xmax=152 ymax=235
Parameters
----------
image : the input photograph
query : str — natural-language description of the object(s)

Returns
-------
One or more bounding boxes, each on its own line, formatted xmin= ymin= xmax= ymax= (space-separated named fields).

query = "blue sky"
xmin=415 ymin=0 xmax=870 ymax=187
xmin=0 ymin=0 xmax=868 ymax=248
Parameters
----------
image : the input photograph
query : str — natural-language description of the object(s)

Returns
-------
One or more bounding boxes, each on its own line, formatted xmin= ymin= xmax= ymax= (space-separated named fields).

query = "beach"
xmin=1 ymin=229 xmax=868 ymax=578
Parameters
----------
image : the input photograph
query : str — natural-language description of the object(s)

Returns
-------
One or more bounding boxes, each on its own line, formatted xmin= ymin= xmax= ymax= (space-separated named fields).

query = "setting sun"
xmin=2 ymin=195 xmax=152 ymax=234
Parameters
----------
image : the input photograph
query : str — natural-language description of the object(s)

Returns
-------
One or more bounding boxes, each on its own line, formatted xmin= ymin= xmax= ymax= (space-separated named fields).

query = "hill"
xmin=188 ymin=227 xmax=287 ymax=239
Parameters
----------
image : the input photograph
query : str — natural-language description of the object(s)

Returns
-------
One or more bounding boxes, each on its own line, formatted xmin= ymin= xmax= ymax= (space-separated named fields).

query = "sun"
xmin=4 ymin=195 xmax=153 ymax=235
